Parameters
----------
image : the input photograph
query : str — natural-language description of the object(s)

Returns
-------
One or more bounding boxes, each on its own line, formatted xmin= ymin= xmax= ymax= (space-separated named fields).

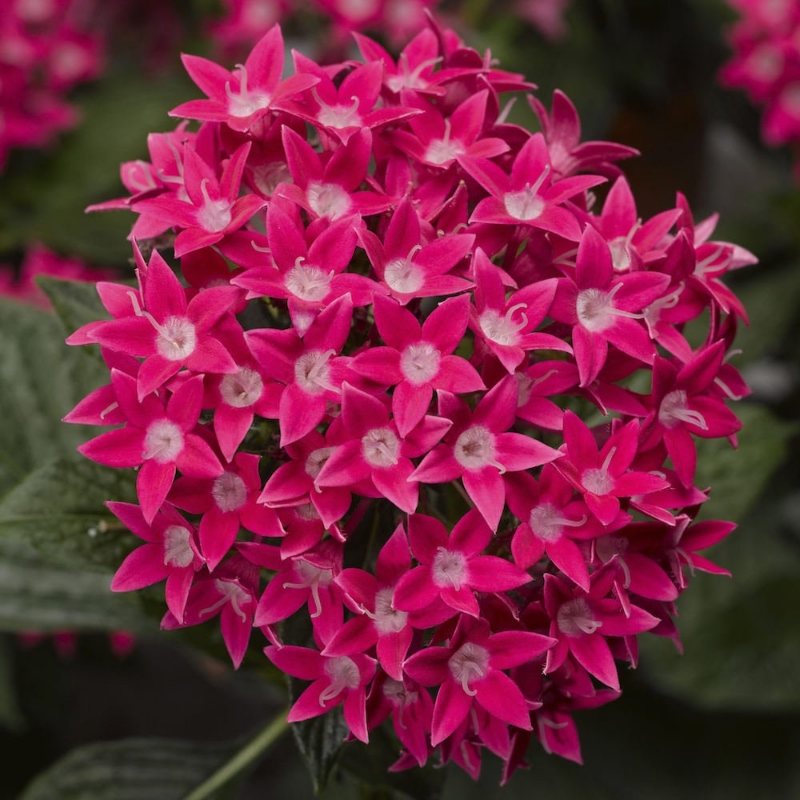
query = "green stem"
xmin=184 ymin=710 xmax=290 ymax=800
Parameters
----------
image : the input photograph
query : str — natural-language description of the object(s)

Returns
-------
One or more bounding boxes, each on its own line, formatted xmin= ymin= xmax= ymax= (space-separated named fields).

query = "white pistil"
xmin=319 ymin=656 xmax=360 ymax=706
xmin=658 ymin=390 xmax=708 ymax=431
xmin=503 ymin=165 xmax=550 ymax=221
xmin=448 ymin=642 xmax=490 ymax=696
xmin=453 ymin=425 xmax=505 ymax=473
xmin=479 ymin=302 xmax=529 ymax=346
xmin=556 ymin=598 xmax=602 ymax=637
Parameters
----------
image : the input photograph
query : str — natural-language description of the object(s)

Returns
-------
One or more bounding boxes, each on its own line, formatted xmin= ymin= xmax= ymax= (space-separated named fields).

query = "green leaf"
xmin=0 ymin=298 xmax=107 ymax=498
xmin=290 ymin=702 xmax=349 ymax=796
xmin=639 ymin=404 xmax=800 ymax=711
xmin=694 ymin=403 xmax=795 ymax=524
xmin=19 ymin=738 xmax=241 ymax=800
xmin=37 ymin=277 xmax=111 ymax=346
xmin=0 ymin=539 xmax=151 ymax=634
xmin=0 ymin=456 xmax=137 ymax=573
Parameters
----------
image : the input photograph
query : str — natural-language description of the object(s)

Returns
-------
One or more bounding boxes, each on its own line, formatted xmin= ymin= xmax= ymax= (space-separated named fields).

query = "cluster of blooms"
xmin=209 ymin=0 xmax=570 ymax=57
xmin=209 ymin=0 xmax=438 ymax=55
xmin=719 ymin=0 xmax=800 ymax=177
xmin=0 ymin=0 xmax=104 ymax=171
xmin=0 ymin=243 xmax=113 ymax=309
xmin=67 ymin=20 xmax=754 ymax=780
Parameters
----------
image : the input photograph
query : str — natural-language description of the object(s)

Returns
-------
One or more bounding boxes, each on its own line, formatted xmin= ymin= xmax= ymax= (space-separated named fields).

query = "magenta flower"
xmin=465 ymin=133 xmax=605 ymax=240
xmin=170 ymin=24 xmax=318 ymax=132
xmin=246 ymin=293 xmax=353 ymax=446
xmin=107 ymin=501 xmax=204 ymax=624
xmin=469 ymin=248 xmax=569 ymax=374
xmin=77 ymin=371 xmax=223 ymax=523
xmin=640 ymin=342 xmax=743 ymax=487
xmin=315 ymin=383 xmax=449 ymax=514
xmin=553 ymin=411 xmax=669 ymax=526
xmin=549 ymin=225 xmax=671 ymax=387
xmin=528 ymin=90 xmax=638 ymax=178
xmin=544 ymin=569 xmax=659 ymax=690
xmin=393 ymin=511 xmax=532 ymax=621
xmin=168 ymin=452 xmax=283 ymax=570
xmin=412 ymin=376 xmax=562 ymax=530
xmin=90 ymin=248 xmax=240 ymax=399
xmin=351 ymin=293 xmax=484 ymax=436
xmin=359 ymin=197 xmax=474 ymax=304
xmin=266 ymin=640 xmax=376 ymax=743
xmin=253 ymin=540 xmax=344 ymax=644
xmin=162 ymin=555 xmax=259 ymax=668
xmin=324 ymin=524 xmax=419 ymax=681
xmin=404 ymin=615 xmax=555 ymax=746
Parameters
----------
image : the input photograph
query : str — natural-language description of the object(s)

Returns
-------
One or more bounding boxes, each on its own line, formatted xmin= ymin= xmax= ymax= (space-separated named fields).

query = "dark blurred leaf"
xmin=289 ymin=701 xmax=348 ymax=796
xmin=642 ymin=577 xmax=800 ymax=711
xmin=37 ymin=277 xmax=111 ymax=346
xmin=0 ymin=456 xmax=137 ymax=574
xmin=19 ymin=737 xmax=240 ymax=800
xmin=339 ymin=727 xmax=445 ymax=800
xmin=0 ymin=298 xmax=106 ymax=497
xmin=694 ymin=403 xmax=794 ymax=524
xmin=0 ymin=539 xmax=151 ymax=634
xmin=0 ymin=67 xmax=192 ymax=265
xmin=283 ymin=613 xmax=348 ymax=795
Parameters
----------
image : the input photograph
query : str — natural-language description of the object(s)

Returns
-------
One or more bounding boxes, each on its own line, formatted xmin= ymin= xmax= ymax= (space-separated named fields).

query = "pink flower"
xmin=412 ymin=375 xmax=562 ymax=530
xmin=404 ymin=615 xmax=555 ymax=746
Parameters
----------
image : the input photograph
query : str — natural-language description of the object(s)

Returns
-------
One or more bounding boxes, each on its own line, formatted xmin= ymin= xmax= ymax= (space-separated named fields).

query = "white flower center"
xmin=143 ymin=419 xmax=184 ymax=464
xmin=212 ymin=471 xmax=248 ymax=513
xmin=162 ymin=525 xmax=195 ymax=568
xmin=529 ymin=502 xmax=587 ymax=543
xmin=581 ymin=467 xmax=613 ymax=496
xmin=361 ymin=427 xmax=401 ymax=468
xmin=317 ymin=96 xmax=362 ymax=129
xmin=285 ymin=262 xmax=333 ymax=303
xmin=479 ymin=303 xmax=529 ymax=346
xmin=425 ymin=138 xmax=464 ymax=166
xmin=382 ymin=678 xmax=418 ymax=708
xmin=371 ymin=587 xmax=408 ymax=634
xmin=283 ymin=558 xmax=334 ymax=618
xmin=400 ymin=342 xmax=440 ymax=385
xmin=156 ymin=316 xmax=197 ymax=361
xmin=432 ymin=547 xmax=468 ymax=590
xmin=453 ymin=425 xmax=503 ymax=472
xmin=305 ymin=447 xmax=336 ymax=479
xmin=448 ymin=642 xmax=490 ymax=695
xmin=252 ymin=162 xmax=291 ymax=196
xmin=307 ymin=181 xmax=352 ymax=220
xmin=502 ymin=167 xmax=550 ymax=222
xmin=294 ymin=502 xmax=320 ymax=521
xmin=197 ymin=179 xmax=233 ymax=233
xmin=557 ymin=597 xmax=602 ymax=637
xmin=220 ymin=366 xmax=263 ymax=408
xmin=226 ymin=64 xmax=272 ymax=118
xmin=384 ymin=256 xmax=424 ymax=295
xmin=658 ymin=389 xmax=708 ymax=431
xmin=320 ymin=655 xmax=360 ymax=705
xmin=294 ymin=349 xmax=336 ymax=395
xmin=199 ymin=579 xmax=251 ymax=622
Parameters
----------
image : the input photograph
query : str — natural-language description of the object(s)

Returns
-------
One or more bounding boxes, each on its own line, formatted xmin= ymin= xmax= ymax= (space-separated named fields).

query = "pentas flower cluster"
xmin=0 ymin=243 xmax=113 ymax=309
xmin=0 ymin=0 xmax=104 ymax=170
xmin=210 ymin=0 xmax=438 ymax=54
xmin=720 ymin=0 xmax=800 ymax=178
xmin=70 ymin=21 xmax=753 ymax=781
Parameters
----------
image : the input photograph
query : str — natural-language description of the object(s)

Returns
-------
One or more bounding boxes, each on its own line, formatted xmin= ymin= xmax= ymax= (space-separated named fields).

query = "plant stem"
xmin=183 ymin=709 xmax=290 ymax=800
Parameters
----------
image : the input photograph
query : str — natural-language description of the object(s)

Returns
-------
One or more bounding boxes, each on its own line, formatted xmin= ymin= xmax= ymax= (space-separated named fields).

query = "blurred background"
xmin=1 ymin=0 xmax=800 ymax=797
